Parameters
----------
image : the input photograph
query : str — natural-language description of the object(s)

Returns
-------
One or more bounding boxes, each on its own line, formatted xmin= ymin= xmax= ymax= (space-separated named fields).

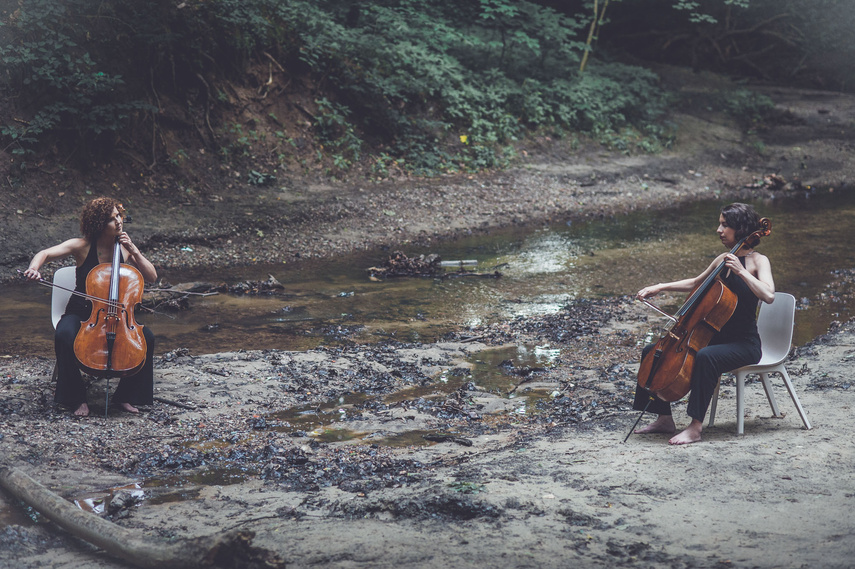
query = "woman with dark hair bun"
xmin=24 ymin=197 xmax=157 ymax=417
xmin=720 ymin=202 xmax=762 ymax=241
xmin=632 ymin=203 xmax=775 ymax=444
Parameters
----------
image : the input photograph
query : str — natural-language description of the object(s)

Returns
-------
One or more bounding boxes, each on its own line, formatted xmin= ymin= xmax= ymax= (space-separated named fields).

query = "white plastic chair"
xmin=50 ymin=266 xmax=112 ymax=415
xmin=708 ymin=292 xmax=812 ymax=435
xmin=50 ymin=266 xmax=77 ymax=382
xmin=51 ymin=266 xmax=77 ymax=329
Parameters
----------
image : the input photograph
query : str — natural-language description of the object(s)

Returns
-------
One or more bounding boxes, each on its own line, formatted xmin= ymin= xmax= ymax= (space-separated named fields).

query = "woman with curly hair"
xmin=24 ymin=197 xmax=157 ymax=417
xmin=631 ymin=203 xmax=775 ymax=444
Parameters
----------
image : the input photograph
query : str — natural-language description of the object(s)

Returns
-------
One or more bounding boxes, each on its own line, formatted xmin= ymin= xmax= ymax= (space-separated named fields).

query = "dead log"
xmin=0 ymin=465 xmax=284 ymax=569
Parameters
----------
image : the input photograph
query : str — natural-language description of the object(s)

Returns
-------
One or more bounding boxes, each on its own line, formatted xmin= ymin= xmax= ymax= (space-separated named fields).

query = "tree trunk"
xmin=0 ymin=465 xmax=284 ymax=569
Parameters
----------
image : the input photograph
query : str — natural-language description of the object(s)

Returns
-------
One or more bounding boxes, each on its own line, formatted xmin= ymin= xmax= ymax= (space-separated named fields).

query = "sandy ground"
xmin=1 ymin=73 xmax=855 ymax=568
xmin=2 ymin=299 xmax=854 ymax=569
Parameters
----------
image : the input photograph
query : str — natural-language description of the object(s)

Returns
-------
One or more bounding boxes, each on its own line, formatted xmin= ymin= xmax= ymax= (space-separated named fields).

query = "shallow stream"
xmin=3 ymin=193 xmax=854 ymax=357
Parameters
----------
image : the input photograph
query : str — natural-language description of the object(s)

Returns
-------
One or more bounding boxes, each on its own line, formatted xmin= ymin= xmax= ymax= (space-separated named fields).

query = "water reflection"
xmin=2 ymin=192 xmax=854 ymax=356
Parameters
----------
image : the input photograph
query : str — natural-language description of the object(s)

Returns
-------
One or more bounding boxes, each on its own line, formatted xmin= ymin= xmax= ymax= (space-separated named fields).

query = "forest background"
xmin=1 ymin=0 xmax=853 ymax=205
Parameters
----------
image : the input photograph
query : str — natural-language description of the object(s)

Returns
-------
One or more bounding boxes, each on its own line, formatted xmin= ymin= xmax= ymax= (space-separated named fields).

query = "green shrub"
xmin=0 ymin=0 xmax=673 ymax=175
xmin=0 ymin=0 xmax=155 ymax=159
xmin=720 ymin=89 xmax=776 ymax=125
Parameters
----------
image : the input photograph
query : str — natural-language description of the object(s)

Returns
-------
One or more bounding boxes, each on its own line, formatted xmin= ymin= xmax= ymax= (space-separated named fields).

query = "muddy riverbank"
xmin=3 ymin=74 xmax=854 ymax=281
xmin=2 ymin=295 xmax=855 ymax=568
xmin=1 ymin=74 xmax=855 ymax=568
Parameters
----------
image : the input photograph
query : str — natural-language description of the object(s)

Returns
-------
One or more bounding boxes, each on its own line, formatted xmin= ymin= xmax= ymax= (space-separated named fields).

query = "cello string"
xmin=675 ymin=236 xmax=747 ymax=318
xmin=32 ymin=278 xmax=127 ymax=310
xmin=672 ymin=218 xmax=771 ymax=319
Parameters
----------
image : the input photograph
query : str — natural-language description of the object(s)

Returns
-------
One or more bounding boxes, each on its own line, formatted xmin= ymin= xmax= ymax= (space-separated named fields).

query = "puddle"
xmin=271 ymin=393 xmax=371 ymax=432
xmin=260 ymin=344 xmax=563 ymax=449
xmin=362 ymin=429 xmax=441 ymax=448
xmin=143 ymin=468 xmax=249 ymax=502
xmin=146 ymin=487 xmax=204 ymax=506
xmin=469 ymin=344 xmax=561 ymax=394
xmin=310 ymin=427 xmax=366 ymax=443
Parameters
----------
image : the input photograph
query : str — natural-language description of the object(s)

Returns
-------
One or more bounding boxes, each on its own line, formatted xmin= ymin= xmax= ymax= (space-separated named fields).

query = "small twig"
xmin=139 ymin=304 xmax=177 ymax=319
xmin=459 ymin=335 xmax=486 ymax=344
xmin=262 ymin=51 xmax=286 ymax=73
xmin=154 ymin=396 xmax=197 ymax=410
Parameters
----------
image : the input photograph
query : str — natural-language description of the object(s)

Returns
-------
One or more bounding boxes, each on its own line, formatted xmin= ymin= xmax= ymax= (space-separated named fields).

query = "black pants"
xmin=633 ymin=335 xmax=761 ymax=422
xmin=54 ymin=313 xmax=155 ymax=408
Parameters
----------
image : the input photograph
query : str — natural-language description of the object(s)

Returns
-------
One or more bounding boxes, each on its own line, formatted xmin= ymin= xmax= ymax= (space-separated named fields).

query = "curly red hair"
xmin=80 ymin=197 xmax=125 ymax=242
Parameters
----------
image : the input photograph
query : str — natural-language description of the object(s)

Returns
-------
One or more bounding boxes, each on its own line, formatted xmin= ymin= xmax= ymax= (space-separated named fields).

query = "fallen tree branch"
xmin=147 ymin=288 xmax=219 ymax=296
xmin=0 ymin=465 xmax=284 ymax=569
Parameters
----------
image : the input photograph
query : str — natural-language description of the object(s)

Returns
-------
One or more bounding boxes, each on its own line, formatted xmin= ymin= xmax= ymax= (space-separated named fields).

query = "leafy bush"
xmin=0 ymin=0 xmax=673 ymax=175
xmin=719 ymin=89 xmax=775 ymax=125
xmin=600 ymin=0 xmax=855 ymax=92
xmin=0 ymin=0 xmax=155 ymax=160
xmin=264 ymin=0 xmax=669 ymax=172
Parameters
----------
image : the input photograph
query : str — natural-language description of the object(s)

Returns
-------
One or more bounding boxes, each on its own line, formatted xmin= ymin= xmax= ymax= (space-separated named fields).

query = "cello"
xmin=624 ymin=218 xmax=772 ymax=440
xmin=73 ymin=238 xmax=147 ymax=378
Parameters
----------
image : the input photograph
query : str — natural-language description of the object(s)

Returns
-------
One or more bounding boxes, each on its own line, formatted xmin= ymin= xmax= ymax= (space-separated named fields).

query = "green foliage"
xmin=673 ymin=0 xmax=751 ymax=24
xmin=314 ymin=98 xmax=362 ymax=173
xmin=270 ymin=0 xmax=665 ymax=173
xmin=247 ymin=169 xmax=276 ymax=185
xmin=719 ymin=89 xmax=775 ymax=124
xmin=0 ymin=0 xmax=674 ymax=176
xmin=605 ymin=0 xmax=855 ymax=92
xmin=0 ymin=0 xmax=154 ymax=159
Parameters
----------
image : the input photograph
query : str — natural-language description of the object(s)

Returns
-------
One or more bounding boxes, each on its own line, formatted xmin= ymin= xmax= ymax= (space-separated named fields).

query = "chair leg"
xmin=708 ymin=378 xmax=721 ymax=428
xmin=736 ymin=371 xmax=746 ymax=435
xmin=759 ymin=372 xmax=782 ymax=417
xmin=778 ymin=367 xmax=812 ymax=430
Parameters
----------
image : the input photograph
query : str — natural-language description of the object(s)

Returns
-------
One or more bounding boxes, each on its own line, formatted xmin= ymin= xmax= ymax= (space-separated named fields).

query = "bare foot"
xmin=669 ymin=420 xmax=703 ymax=445
xmin=73 ymin=403 xmax=90 ymax=417
xmin=118 ymin=402 xmax=139 ymax=414
xmin=634 ymin=415 xmax=676 ymax=434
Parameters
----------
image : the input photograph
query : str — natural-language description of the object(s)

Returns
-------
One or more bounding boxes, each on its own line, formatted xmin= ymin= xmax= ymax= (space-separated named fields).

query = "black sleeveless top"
xmin=64 ymin=242 xmax=124 ymax=319
xmin=717 ymin=255 xmax=760 ymax=342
